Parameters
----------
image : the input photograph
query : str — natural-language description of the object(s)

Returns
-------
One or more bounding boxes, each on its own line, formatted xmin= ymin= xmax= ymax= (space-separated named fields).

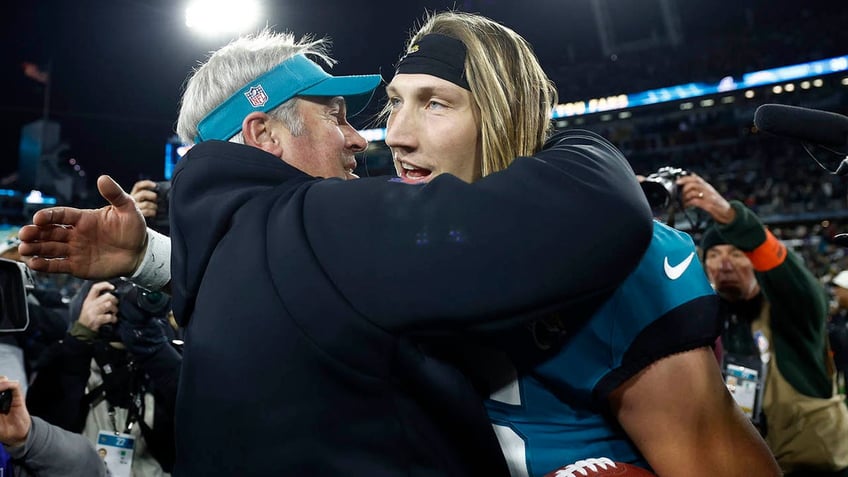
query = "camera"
xmin=0 ymin=258 xmax=35 ymax=333
xmin=98 ymin=279 xmax=171 ymax=342
xmin=640 ymin=166 xmax=690 ymax=209
xmin=147 ymin=180 xmax=171 ymax=235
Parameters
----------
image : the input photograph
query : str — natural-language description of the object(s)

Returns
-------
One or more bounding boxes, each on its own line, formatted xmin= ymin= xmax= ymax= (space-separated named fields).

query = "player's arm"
xmin=609 ymin=347 xmax=781 ymax=477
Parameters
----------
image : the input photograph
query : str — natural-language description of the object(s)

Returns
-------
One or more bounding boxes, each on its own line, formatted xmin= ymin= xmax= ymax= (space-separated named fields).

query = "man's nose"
xmin=345 ymin=125 xmax=367 ymax=153
xmin=385 ymin=107 xmax=416 ymax=149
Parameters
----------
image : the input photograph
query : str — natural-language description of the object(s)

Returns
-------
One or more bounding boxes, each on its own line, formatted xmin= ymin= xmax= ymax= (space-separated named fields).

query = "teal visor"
xmin=195 ymin=54 xmax=382 ymax=143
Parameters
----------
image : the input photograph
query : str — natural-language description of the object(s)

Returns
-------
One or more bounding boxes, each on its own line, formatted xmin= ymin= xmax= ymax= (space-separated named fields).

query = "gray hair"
xmin=176 ymin=29 xmax=334 ymax=144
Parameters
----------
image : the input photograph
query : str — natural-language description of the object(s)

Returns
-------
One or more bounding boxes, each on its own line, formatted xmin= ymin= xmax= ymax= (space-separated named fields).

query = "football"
xmin=544 ymin=458 xmax=657 ymax=477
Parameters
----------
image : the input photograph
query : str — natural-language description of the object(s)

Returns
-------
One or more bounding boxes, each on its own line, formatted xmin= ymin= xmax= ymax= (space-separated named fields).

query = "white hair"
xmin=176 ymin=29 xmax=335 ymax=144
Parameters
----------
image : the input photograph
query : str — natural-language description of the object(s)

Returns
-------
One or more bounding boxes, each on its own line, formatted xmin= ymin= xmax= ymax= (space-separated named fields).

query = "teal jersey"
xmin=485 ymin=221 xmax=719 ymax=476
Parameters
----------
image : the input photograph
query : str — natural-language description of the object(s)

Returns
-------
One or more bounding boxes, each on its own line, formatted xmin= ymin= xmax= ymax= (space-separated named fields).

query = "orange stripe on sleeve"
xmin=744 ymin=229 xmax=786 ymax=272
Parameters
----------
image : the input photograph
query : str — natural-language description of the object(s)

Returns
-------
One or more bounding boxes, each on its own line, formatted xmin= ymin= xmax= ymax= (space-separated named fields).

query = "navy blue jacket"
xmin=169 ymin=130 xmax=653 ymax=476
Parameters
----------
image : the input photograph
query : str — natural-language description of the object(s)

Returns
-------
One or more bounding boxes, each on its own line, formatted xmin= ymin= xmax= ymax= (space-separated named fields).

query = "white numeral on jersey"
xmin=492 ymin=424 xmax=530 ymax=477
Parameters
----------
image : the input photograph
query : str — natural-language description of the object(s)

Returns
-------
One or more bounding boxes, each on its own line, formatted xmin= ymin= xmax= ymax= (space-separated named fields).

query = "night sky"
xmin=1 ymin=0 xmax=832 ymax=198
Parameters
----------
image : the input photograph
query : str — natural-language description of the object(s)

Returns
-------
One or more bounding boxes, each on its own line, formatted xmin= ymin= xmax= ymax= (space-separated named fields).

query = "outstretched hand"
xmin=18 ymin=175 xmax=149 ymax=280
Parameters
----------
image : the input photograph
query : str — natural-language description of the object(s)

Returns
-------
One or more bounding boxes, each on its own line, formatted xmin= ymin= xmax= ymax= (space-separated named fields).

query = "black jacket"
xmin=169 ymin=130 xmax=654 ymax=476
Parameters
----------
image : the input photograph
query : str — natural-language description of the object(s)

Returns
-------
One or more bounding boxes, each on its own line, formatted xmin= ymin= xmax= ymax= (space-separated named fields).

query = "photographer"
xmin=26 ymin=279 xmax=180 ymax=476
xmin=678 ymin=172 xmax=848 ymax=476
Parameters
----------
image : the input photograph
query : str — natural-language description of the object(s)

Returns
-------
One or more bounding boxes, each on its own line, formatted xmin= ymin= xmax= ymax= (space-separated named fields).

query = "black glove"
xmin=116 ymin=300 xmax=169 ymax=358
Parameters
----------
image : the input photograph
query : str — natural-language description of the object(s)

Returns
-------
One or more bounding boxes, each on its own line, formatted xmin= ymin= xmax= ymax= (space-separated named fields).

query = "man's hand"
xmin=18 ymin=175 xmax=148 ymax=279
xmin=676 ymin=173 xmax=736 ymax=224
xmin=130 ymin=179 xmax=159 ymax=219
xmin=0 ymin=377 xmax=31 ymax=448
xmin=78 ymin=281 xmax=119 ymax=332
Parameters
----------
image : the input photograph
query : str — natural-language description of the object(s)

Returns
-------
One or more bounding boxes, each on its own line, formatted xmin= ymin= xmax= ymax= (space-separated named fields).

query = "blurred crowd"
xmin=551 ymin=5 xmax=848 ymax=102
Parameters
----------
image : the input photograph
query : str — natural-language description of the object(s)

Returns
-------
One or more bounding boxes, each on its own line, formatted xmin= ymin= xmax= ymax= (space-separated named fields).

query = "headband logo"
xmin=244 ymin=85 xmax=268 ymax=108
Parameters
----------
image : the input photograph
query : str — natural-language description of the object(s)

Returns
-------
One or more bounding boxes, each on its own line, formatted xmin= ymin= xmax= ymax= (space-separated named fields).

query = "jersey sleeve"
xmin=535 ymin=222 xmax=720 ymax=407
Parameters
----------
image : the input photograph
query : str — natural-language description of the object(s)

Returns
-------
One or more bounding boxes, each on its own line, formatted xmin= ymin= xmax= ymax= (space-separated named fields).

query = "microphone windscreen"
xmin=833 ymin=233 xmax=848 ymax=247
xmin=754 ymin=104 xmax=848 ymax=148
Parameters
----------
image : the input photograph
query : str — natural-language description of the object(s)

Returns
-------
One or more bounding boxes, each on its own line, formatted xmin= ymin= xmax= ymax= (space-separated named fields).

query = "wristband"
xmin=744 ymin=229 xmax=787 ymax=272
xmin=128 ymin=228 xmax=171 ymax=291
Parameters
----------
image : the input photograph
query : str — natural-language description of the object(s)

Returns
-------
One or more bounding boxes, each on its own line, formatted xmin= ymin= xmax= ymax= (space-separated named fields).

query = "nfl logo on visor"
xmin=244 ymin=85 xmax=269 ymax=107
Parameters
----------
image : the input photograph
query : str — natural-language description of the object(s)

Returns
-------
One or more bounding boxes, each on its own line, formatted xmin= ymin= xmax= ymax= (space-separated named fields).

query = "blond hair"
xmin=402 ymin=11 xmax=558 ymax=176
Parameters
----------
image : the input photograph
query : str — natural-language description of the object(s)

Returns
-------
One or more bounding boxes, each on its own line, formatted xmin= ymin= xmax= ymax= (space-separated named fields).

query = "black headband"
xmin=395 ymin=33 xmax=470 ymax=90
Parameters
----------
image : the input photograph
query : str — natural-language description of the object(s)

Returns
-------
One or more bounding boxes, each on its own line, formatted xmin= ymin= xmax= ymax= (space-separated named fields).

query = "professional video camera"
xmin=0 ymin=258 xmax=35 ymax=333
xmin=640 ymin=166 xmax=690 ymax=209
xmin=0 ymin=258 xmax=33 ymax=413
xmin=98 ymin=278 xmax=171 ymax=343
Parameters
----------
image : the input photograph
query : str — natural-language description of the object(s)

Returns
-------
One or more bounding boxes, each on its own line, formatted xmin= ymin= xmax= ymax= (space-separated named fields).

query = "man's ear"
xmin=242 ymin=112 xmax=284 ymax=157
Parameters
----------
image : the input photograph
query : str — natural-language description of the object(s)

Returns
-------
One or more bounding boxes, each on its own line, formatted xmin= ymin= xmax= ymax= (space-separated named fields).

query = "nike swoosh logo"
xmin=664 ymin=252 xmax=695 ymax=280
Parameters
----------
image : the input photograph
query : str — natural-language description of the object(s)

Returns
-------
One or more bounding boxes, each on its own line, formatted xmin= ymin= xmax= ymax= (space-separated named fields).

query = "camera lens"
xmin=137 ymin=290 xmax=170 ymax=315
xmin=640 ymin=181 xmax=672 ymax=209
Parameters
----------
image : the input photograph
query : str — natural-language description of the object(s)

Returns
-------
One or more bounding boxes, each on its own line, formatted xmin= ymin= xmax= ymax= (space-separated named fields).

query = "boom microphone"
xmin=754 ymin=104 xmax=848 ymax=148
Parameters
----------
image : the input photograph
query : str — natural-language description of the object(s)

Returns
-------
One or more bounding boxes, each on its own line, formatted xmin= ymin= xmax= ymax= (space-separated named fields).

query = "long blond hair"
xmin=402 ymin=11 xmax=558 ymax=176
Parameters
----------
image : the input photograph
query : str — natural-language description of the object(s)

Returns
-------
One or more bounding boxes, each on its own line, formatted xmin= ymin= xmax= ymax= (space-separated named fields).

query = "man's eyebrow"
xmin=385 ymin=84 xmax=459 ymax=98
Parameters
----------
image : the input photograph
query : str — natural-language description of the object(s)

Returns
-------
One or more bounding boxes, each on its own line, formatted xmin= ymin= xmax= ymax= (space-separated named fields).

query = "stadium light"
xmin=185 ymin=0 xmax=262 ymax=35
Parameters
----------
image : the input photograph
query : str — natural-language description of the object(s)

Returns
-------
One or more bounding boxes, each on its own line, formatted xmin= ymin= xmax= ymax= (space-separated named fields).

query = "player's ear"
xmin=242 ymin=112 xmax=283 ymax=157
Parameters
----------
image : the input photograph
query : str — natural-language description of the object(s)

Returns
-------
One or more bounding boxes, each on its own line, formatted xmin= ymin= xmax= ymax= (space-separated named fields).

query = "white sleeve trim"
xmin=128 ymin=228 xmax=171 ymax=291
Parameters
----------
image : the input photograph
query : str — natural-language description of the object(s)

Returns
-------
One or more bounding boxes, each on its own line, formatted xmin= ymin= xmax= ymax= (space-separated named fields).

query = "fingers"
xmin=0 ymin=376 xmax=31 ymax=448
xmin=21 ymin=256 xmax=72 ymax=274
xmin=31 ymin=206 xmax=82 ymax=227
xmin=18 ymin=223 xmax=72 ymax=244
xmin=18 ymin=239 xmax=72 ymax=261
xmin=131 ymin=181 xmax=159 ymax=220
xmin=0 ymin=377 xmax=20 ymax=396
xmin=80 ymin=283 xmax=120 ymax=331
xmin=97 ymin=175 xmax=134 ymax=210
xmin=130 ymin=180 xmax=157 ymax=196
xmin=675 ymin=174 xmax=735 ymax=223
xmin=17 ymin=225 xmax=75 ymax=260
xmin=88 ymin=281 xmax=116 ymax=300
xmin=136 ymin=199 xmax=158 ymax=219
xmin=0 ymin=377 xmax=23 ymax=407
